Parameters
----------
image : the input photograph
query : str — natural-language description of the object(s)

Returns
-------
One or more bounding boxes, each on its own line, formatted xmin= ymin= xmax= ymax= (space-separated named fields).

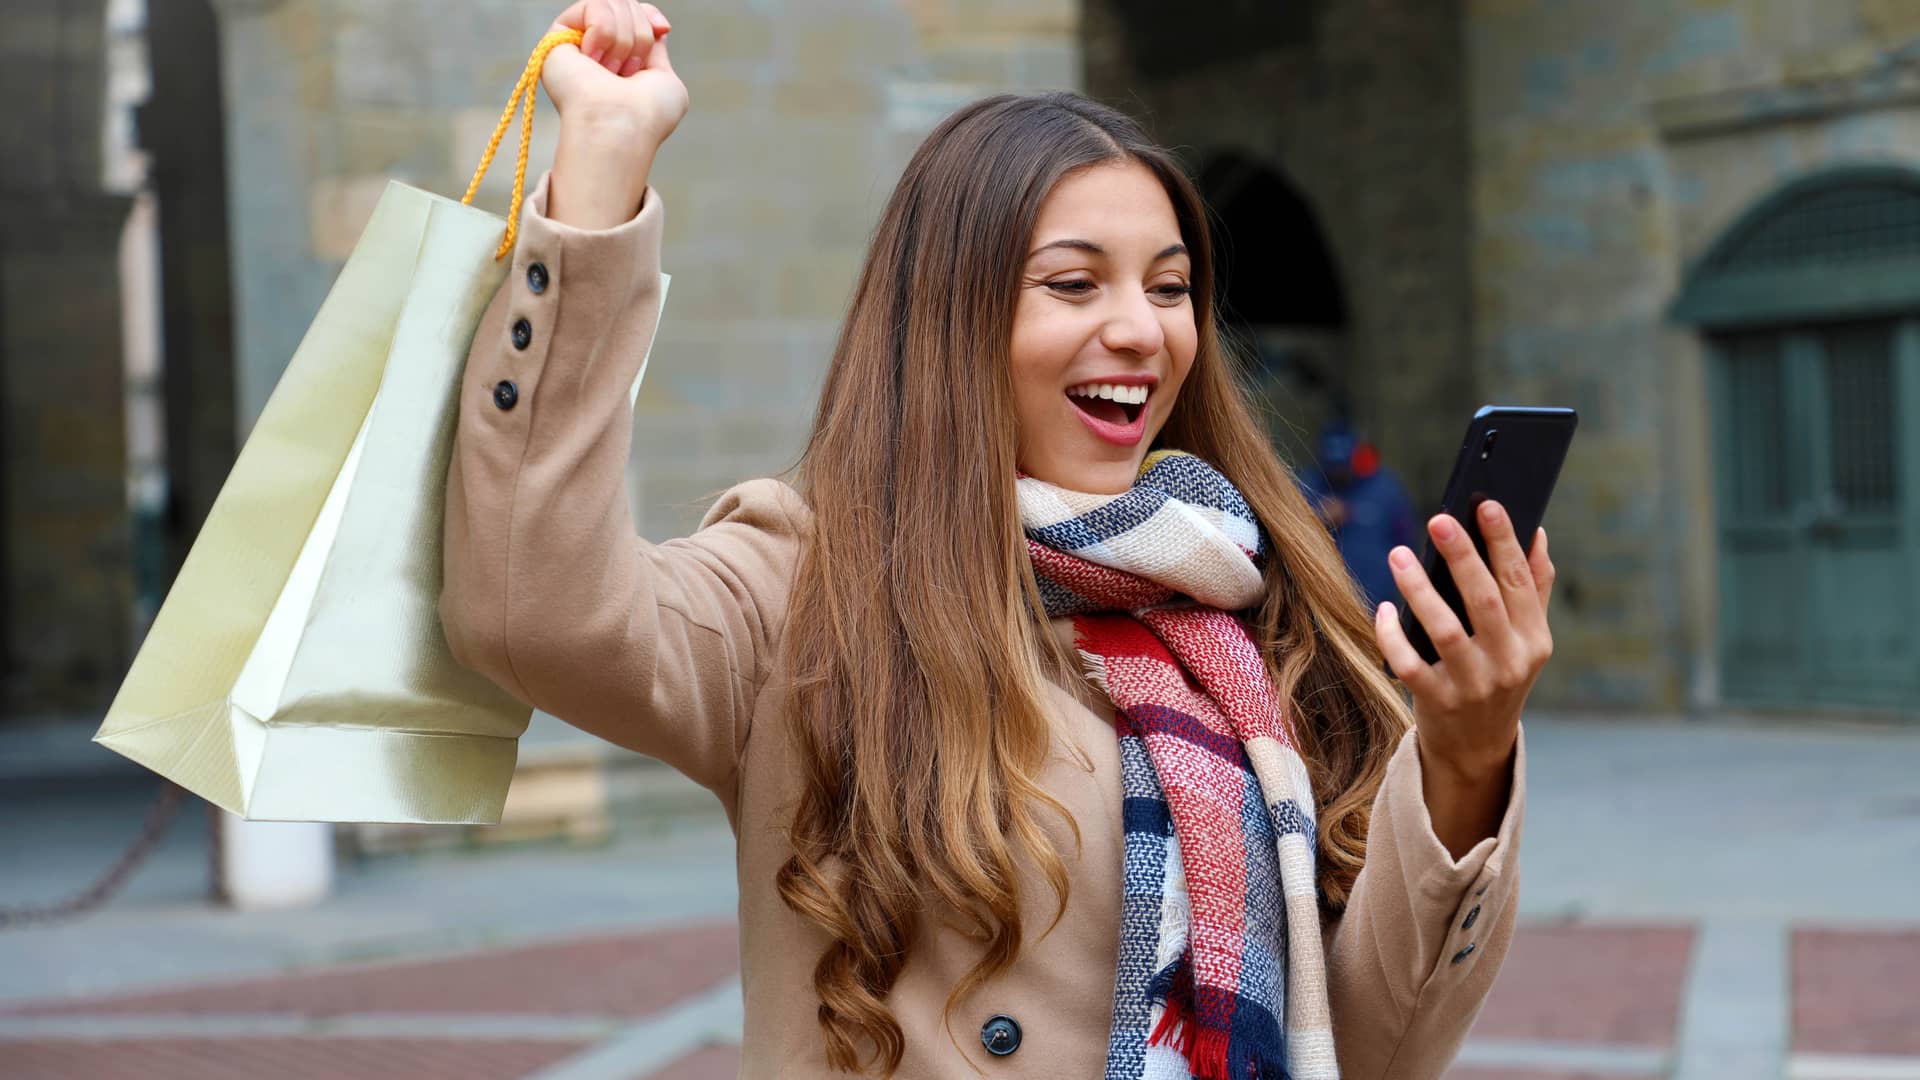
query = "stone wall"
xmin=214 ymin=0 xmax=1079 ymax=539
xmin=1466 ymin=0 xmax=1920 ymax=708
xmin=1085 ymin=0 xmax=1920 ymax=712
xmin=0 ymin=1 xmax=134 ymax=715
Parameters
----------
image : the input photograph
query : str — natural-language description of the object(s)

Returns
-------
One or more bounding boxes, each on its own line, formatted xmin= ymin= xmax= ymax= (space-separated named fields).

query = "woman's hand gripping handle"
xmin=542 ymin=1 xmax=687 ymax=229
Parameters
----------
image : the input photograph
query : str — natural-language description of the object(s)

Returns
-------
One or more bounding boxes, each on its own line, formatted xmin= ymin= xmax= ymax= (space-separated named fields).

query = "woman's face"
xmin=1010 ymin=159 xmax=1198 ymax=495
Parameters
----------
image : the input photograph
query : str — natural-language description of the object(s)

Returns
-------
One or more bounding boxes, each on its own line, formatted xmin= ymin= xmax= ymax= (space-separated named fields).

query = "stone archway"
xmin=1197 ymin=150 xmax=1349 ymax=466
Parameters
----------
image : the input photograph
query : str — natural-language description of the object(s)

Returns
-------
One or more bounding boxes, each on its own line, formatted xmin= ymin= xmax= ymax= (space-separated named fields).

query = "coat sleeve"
xmin=1322 ymin=725 xmax=1526 ymax=1078
xmin=439 ymin=171 xmax=806 ymax=813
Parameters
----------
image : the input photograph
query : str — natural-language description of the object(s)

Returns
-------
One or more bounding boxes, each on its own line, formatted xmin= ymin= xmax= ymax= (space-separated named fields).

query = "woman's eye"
xmin=1046 ymin=279 xmax=1096 ymax=295
xmin=1153 ymin=283 xmax=1193 ymax=302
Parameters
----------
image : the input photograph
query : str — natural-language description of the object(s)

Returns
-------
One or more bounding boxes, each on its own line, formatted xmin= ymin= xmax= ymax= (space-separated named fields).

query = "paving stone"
xmin=638 ymin=1040 xmax=742 ymax=1079
xmin=1470 ymin=923 xmax=1696 ymax=1047
xmin=1451 ymin=1060 xmax=1651 ymax=1068
xmin=0 ymin=1037 xmax=587 ymax=1080
xmin=1793 ymin=927 xmax=1920 ymax=1056
xmin=3 ymin=922 xmax=738 ymax=1020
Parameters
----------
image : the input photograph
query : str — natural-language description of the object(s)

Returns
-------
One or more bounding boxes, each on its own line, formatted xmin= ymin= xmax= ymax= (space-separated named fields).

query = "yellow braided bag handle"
xmin=462 ymin=28 xmax=584 ymax=261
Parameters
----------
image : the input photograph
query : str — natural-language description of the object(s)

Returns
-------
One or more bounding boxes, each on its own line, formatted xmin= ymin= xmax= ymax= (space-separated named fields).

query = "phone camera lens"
xmin=1480 ymin=429 xmax=1499 ymax=460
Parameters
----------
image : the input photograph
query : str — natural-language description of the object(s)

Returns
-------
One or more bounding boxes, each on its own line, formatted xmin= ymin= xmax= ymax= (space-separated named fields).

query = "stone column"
xmin=0 ymin=0 xmax=136 ymax=717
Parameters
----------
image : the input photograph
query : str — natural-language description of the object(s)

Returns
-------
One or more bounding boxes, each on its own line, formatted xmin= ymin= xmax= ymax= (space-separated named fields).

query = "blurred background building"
xmin=1084 ymin=0 xmax=1920 ymax=714
xmin=5 ymin=0 xmax=1919 ymax=748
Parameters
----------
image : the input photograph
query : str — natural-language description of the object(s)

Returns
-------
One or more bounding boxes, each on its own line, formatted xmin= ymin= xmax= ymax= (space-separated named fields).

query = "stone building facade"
xmin=213 ymin=0 xmax=1077 ymax=538
xmin=4 ymin=0 xmax=1075 ymax=722
xmin=1087 ymin=0 xmax=1920 ymax=713
xmin=1464 ymin=1 xmax=1920 ymax=712
xmin=7 ymin=0 xmax=1919 ymax=722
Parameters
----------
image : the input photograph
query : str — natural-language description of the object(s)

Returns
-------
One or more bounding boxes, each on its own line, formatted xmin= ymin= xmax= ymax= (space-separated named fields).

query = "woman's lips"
xmin=1067 ymin=393 xmax=1147 ymax=447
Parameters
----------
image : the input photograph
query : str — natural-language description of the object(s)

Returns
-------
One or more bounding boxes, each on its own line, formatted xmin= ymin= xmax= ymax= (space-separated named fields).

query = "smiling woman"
xmin=441 ymin=6 xmax=1551 ymax=1077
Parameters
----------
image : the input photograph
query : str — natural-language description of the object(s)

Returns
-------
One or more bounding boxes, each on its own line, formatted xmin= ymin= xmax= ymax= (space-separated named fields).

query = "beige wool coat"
xmin=440 ymin=175 xmax=1527 ymax=1079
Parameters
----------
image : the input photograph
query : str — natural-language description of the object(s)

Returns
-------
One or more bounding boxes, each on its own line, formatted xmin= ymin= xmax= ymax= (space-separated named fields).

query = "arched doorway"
xmin=1671 ymin=166 xmax=1920 ymax=710
xmin=1198 ymin=152 xmax=1347 ymax=466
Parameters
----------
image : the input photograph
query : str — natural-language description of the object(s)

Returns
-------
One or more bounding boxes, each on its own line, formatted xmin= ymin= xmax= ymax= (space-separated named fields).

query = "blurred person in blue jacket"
xmin=1299 ymin=421 xmax=1419 ymax=610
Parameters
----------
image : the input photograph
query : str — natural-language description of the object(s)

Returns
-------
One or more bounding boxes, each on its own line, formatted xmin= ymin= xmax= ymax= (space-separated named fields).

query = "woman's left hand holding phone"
xmin=541 ymin=1 xmax=687 ymax=230
xmin=1374 ymin=502 xmax=1556 ymax=859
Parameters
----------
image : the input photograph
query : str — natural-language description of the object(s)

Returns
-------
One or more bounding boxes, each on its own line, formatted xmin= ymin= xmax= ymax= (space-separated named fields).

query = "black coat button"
xmin=1462 ymin=905 xmax=1481 ymax=930
xmin=492 ymin=380 xmax=519 ymax=410
xmin=980 ymin=1014 xmax=1021 ymax=1056
xmin=526 ymin=262 xmax=548 ymax=294
xmin=1451 ymin=942 xmax=1477 ymax=965
xmin=511 ymin=318 xmax=533 ymax=350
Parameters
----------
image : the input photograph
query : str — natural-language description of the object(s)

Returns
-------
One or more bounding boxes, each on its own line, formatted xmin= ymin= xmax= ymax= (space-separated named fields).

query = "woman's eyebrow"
xmin=1026 ymin=239 xmax=1190 ymax=260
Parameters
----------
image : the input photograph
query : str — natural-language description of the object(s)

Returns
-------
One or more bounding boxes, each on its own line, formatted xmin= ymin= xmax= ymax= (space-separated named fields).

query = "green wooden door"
xmin=1712 ymin=320 xmax=1920 ymax=709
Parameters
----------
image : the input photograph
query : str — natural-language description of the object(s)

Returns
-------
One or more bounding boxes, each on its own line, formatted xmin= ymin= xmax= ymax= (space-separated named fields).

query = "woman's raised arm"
xmin=440 ymin=4 xmax=804 ymax=813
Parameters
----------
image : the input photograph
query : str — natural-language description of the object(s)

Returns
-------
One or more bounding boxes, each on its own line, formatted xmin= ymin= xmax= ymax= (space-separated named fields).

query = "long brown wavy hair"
xmin=776 ymin=92 xmax=1412 ymax=1076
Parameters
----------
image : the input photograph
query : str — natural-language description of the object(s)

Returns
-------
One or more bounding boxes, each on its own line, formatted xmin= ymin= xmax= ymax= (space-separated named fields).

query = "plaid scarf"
xmin=1019 ymin=451 xmax=1337 ymax=1080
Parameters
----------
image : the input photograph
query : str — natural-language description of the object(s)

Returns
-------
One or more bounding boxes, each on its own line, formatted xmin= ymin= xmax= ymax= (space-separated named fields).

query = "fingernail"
xmin=1480 ymin=501 xmax=1501 ymax=523
xmin=588 ymin=46 xmax=606 ymax=64
xmin=1391 ymin=548 xmax=1415 ymax=569
xmin=1433 ymin=518 xmax=1457 ymax=542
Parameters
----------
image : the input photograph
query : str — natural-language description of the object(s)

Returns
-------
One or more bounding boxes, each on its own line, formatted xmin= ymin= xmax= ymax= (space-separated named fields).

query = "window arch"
xmin=1671 ymin=165 xmax=1920 ymax=329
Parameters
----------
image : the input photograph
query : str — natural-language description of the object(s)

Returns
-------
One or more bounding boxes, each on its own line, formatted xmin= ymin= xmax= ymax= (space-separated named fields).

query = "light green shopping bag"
xmin=94 ymin=29 xmax=663 ymax=823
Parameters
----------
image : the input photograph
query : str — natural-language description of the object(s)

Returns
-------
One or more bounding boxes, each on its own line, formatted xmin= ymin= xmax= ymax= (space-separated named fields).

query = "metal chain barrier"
xmin=0 ymin=781 xmax=187 ymax=929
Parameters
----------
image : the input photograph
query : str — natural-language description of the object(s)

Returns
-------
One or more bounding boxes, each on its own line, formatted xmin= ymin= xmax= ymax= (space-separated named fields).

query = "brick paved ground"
xmin=0 ymin=921 xmax=743 ymax=1079
xmin=6 ymin=919 xmax=1917 ymax=1077
xmin=1456 ymin=924 xmax=1690 ymax=1078
xmin=1470 ymin=924 xmax=1696 ymax=1048
xmin=1 ymin=1038 xmax=590 ymax=1080
xmin=7 ymin=717 xmax=1919 ymax=1077
xmin=1448 ymin=1072 xmax=1627 ymax=1080
xmin=4 ymin=923 xmax=741 ymax=1020
xmin=642 ymin=1044 xmax=741 ymax=1079
xmin=1791 ymin=928 xmax=1920 ymax=1058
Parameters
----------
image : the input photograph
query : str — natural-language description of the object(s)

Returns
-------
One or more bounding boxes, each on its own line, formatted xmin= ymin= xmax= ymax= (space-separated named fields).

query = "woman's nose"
xmin=1098 ymin=292 xmax=1165 ymax=357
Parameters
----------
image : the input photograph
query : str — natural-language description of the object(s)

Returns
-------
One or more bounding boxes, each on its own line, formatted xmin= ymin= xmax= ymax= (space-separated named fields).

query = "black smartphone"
xmin=1400 ymin=405 xmax=1578 ymax=665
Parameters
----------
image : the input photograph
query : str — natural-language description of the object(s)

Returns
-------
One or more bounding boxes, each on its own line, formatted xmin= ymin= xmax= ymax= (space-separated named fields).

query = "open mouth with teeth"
xmin=1065 ymin=382 xmax=1149 ymax=427
xmin=1064 ymin=379 xmax=1156 ymax=447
